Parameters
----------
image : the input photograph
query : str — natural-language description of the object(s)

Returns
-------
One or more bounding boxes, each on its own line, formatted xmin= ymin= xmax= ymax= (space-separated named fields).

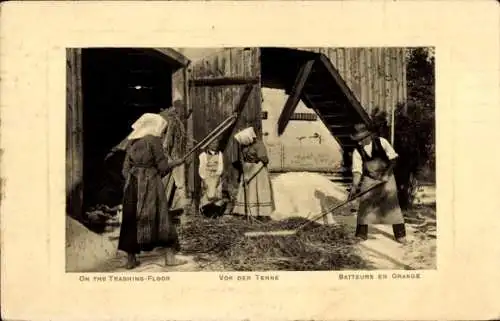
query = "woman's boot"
xmin=165 ymin=248 xmax=188 ymax=267
xmin=126 ymin=253 xmax=139 ymax=269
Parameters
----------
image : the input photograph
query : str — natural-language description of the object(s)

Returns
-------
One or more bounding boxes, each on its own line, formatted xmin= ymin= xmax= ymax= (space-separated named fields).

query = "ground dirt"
xmin=66 ymin=205 xmax=436 ymax=272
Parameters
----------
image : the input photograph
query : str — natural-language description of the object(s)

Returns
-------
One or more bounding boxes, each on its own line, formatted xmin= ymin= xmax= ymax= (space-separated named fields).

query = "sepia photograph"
xmin=65 ymin=46 xmax=436 ymax=273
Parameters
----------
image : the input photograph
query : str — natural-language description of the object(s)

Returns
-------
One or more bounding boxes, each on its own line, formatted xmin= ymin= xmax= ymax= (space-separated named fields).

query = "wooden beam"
xmin=218 ymin=84 xmax=255 ymax=151
xmin=277 ymin=59 xmax=315 ymax=135
xmin=189 ymin=77 xmax=260 ymax=87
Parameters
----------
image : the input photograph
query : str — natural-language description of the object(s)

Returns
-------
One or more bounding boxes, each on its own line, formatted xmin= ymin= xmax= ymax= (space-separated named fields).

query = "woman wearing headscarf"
xmin=198 ymin=139 xmax=226 ymax=217
xmin=118 ymin=113 xmax=188 ymax=269
xmin=232 ymin=127 xmax=275 ymax=219
xmin=349 ymin=123 xmax=407 ymax=244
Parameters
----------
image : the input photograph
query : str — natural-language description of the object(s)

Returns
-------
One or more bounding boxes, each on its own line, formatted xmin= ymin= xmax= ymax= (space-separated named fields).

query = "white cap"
xmin=127 ymin=113 xmax=167 ymax=140
xmin=234 ymin=127 xmax=257 ymax=146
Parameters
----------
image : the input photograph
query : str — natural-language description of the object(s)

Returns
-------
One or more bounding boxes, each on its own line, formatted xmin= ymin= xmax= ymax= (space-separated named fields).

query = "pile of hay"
xmin=270 ymin=172 xmax=351 ymax=224
xmin=179 ymin=216 xmax=371 ymax=271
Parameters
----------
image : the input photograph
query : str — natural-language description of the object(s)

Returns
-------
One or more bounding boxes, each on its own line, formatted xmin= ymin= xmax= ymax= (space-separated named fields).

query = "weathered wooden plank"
xmin=402 ymin=48 xmax=408 ymax=113
xmin=189 ymin=76 xmax=260 ymax=87
xmin=345 ymin=49 xmax=354 ymax=95
xmin=66 ymin=50 xmax=73 ymax=197
xmin=209 ymin=55 xmax=218 ymax=141
xmin=373 ymin=48 xmax=382 ymax=111
xmin=243 ymin=48 xmax=253 ymax=131
xmin=66 ymin=48 xmax=84 ymax=218
xmin=351 ymin=48 xmax=362 ymax=104
xmin=337 ymin=48 xmax=345 ymax=81
xmin=326 ymin=48 xmax=337 ymax=69
xmin=359 ymin=48 xmax=368 ymax=112
xmin=75 ymin=48 xmax=83 ymax=190
xmin=389 ymin=49 xmax=398 ymax=143
xmin=378 ymin=48 xmax=386 ymax=111
xmin=384 ymin=48 xmax=392 ymax=115
xmin=226 ymin=49 xmax=239 ymax=164
xmin=391 ymin=48 xmax=399 ymax=116
xmin=396 ymin=48 xmax=404 ymax=106
xmin=277 ymin=59 xmax=315 ymax=135
xmin=185 ymin=67 xmax=195 ymax=201
xmin=366 ymin=49 xmax=373 ymax=112
xmin=189 ymin=65 xmax=201 ymax=201
xmin=251 ymin=48 xmax=262 ymax=135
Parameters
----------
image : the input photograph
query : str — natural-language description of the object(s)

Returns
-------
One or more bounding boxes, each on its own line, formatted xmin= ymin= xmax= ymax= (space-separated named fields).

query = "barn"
xmin=66 ymin=47 xmax=407 ymax=219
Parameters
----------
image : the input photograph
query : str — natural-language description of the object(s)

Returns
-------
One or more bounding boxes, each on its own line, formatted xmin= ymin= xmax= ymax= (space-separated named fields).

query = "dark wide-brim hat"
xmin=350 ymin=123 xmax=372 ymax=141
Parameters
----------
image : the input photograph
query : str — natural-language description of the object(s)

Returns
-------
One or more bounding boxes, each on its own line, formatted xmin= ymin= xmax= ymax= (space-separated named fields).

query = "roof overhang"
xmin=152 ymin=48 xmax=191 ymax=67
xmin=133 ymin=48 xmax=192 ymax=70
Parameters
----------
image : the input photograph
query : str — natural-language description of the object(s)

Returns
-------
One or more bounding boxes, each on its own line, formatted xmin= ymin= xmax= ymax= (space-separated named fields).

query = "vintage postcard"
xmin=1 ymin=1 xmax=499 ymax=321
xmin=65 ymin=46 xmax=436 ymax=273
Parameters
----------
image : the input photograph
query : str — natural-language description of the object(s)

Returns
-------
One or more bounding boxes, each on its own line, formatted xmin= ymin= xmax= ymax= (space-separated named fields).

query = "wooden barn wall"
xmin=300 ymin=47 xmax=407 ymax=117
xmin=66 ymin=48 xmax=84 ymax=218
xmin=189 ymin=48 xmax=262 ymax=199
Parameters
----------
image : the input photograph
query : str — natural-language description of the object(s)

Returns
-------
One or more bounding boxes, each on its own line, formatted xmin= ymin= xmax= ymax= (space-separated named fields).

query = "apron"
xmin=356 ymin=137 xmax=405 ymax=225
xmin=200 ymin=153 xmax=224 ymax=208
xmin=233 ymin=161 xmax=275 ymax=217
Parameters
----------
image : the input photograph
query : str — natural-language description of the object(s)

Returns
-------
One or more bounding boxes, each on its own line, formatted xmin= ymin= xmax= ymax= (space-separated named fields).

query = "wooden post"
xmin=277 ymin=60 xmax=315 ymax=135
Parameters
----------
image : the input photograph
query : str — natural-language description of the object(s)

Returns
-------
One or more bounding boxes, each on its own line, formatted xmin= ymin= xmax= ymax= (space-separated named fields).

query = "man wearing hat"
xmin=349 ymin=123 xmax=407 ymax=244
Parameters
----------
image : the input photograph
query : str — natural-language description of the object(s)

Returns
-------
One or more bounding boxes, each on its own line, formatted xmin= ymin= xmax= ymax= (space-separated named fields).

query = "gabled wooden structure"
xmin=66 ymin=47 xmax=407 ymax=218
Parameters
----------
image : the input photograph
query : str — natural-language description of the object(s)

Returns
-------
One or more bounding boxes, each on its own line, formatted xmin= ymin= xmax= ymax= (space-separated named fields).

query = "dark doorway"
xmin=81 ymin=48 xmax=175 ymax=210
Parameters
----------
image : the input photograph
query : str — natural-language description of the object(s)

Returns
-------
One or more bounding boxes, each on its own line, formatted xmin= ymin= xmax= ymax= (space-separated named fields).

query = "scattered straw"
xmin=179 ymin=216 xmax=371 ymax=271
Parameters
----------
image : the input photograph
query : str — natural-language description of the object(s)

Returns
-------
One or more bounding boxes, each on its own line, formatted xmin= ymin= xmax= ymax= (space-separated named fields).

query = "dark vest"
xmin=356 ymin=137 xmax=390 ymax=178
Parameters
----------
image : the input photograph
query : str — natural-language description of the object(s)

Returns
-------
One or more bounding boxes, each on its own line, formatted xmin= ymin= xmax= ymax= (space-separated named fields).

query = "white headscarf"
xmin=234 ymin=127 xmax=257 ymax=146
xmin=127 ymin=113 xmax=168 ymax=140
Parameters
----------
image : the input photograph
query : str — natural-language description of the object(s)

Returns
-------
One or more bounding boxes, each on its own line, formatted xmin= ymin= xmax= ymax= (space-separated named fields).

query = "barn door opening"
xmin=79 ymin=48 xmax=184 ymax=213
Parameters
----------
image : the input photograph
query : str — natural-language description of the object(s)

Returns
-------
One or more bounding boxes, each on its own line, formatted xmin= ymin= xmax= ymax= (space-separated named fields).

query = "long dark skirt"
xmin=118 ymin=175 xmax=180 ymax=254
